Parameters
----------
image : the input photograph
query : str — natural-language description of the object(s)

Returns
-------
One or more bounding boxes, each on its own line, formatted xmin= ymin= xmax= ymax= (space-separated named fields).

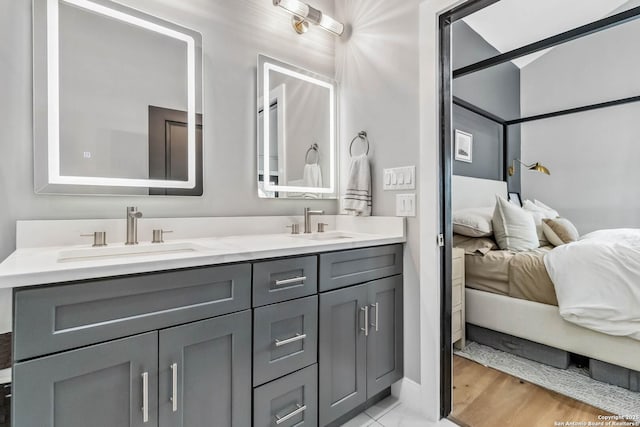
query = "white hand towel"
xmin=303 ymin=164 xmax=323 ymax=188
xmin=302 ymin=164 xmax=322 ymax=199
xmin=344 ymin=154 xmax=372 ymax=216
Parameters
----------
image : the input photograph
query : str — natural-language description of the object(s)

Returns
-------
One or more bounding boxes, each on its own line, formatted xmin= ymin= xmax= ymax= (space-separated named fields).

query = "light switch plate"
xmin=383 ymin=166 xmax=416 ymax=190
xmin=396 ymin=193 xmax=416 ymax=217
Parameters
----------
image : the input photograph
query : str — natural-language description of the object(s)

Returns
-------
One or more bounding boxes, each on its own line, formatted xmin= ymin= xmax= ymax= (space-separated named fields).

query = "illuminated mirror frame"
xmin=259 ymin=55 xmax=337 ymax=195
xmin=33 ymin=0 xmax=202 ymax=191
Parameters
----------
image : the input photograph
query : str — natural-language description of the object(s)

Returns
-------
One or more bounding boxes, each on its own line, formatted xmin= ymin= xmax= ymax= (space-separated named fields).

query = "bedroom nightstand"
xmin=452 ymin=247 xmax=466 ymax=349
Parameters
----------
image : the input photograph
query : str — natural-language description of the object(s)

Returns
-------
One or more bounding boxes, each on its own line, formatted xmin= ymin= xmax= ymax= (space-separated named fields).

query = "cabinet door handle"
xmin=141 ymin=372 xmax=149 ymax=423
xmin=274 ymin=276 xmax=306 ymax=286
xmin=360 ymin=306 xmax=369 ymax=336
xmin=275 ymin=403 xmax=307 ymax=425
xmin=275 ymin=333 xmax=307 ymax=347
xmin=370 ymin=302 xmax=379 ymax=332
xmin=170 ymin=363 xmax=178 ymax=413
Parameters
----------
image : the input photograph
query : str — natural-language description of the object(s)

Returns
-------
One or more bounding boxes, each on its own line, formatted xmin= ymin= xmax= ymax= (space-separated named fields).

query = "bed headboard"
xmin=452 ymin=175 xmax=508 ymax=211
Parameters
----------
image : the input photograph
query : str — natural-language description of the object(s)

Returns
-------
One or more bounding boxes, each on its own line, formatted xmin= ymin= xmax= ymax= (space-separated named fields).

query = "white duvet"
xmin=544 ymin=228 xmax=640 ymax=340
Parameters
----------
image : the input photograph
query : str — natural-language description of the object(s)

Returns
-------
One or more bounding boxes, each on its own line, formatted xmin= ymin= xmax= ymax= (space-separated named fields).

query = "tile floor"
xmin=341 ymin=396 xmax=445 ymax=427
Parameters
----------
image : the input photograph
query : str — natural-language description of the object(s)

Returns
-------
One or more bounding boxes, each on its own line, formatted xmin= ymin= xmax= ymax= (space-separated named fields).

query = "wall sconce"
xmin=508 ymin=159 xmax=551 ymax=176
xmin=273 ymin=0 xmax=344 ymax=36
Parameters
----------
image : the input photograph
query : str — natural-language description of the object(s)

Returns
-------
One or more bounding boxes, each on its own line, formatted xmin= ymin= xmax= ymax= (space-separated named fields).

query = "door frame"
xmin=437 ymin=0 xmax=502 ymax=418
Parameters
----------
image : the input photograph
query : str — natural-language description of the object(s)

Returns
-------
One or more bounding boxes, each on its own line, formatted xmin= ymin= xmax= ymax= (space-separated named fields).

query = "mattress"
xmin=465 ymin=247 xmax=558 ymax=306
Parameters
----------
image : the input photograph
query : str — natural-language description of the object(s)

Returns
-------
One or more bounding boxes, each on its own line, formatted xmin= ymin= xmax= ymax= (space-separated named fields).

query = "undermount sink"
xmin=57 ymin=242 xmax=211 ymax=263
xmin=292 ymin=231 xmax=355 ymax=241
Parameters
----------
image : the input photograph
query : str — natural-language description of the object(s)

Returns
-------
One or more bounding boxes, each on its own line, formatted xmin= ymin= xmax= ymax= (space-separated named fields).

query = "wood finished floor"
xmin=451 ymin=355 xmax=613 ymax=427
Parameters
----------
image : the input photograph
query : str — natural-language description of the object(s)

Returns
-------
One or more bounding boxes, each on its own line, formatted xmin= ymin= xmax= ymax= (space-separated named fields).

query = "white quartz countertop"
xmin=0 ymin=216 xmax=405 ymax=289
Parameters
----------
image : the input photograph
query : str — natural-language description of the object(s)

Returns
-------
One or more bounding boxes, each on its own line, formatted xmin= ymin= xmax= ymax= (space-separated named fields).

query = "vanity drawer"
xmin=253 ymin=256 xmax=318 ymax=307
xmin=253 ymin=364 xmax=318 ymax=427
xmin=319 ymin=244 xmax=403 ymax=292
xmin=14 ymin=263 xmax=251 ymax=361
xmin=253 ymin=296 xmax=318 ymax=386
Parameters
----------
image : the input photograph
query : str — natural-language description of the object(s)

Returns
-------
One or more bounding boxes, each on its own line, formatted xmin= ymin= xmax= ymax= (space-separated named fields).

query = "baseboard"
xmin=391 ymin=376 xmax=422 ymax=411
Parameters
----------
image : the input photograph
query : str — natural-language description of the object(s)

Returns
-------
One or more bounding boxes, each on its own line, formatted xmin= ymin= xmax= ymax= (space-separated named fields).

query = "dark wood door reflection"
xmin=148 ymin=105 xmax=203 ymax=196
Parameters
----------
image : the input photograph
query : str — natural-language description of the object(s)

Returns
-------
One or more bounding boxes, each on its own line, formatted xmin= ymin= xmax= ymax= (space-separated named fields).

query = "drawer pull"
xmin=141 ymin=371 xmax=149 ymax=423
xmin=274 ymin=276 xmax=307 ymax=286
xmin=360 ymin=306 xmax=369 ymax=336
xmin=275 ymin=403 xmax=307 ymax=425
xmin=275 ymin=333 xmax=307 ymax=347
xmin=370 ymin=302 xmax=379 ymax=332
xmin=170 ymin=363 xmax=178 ymax=412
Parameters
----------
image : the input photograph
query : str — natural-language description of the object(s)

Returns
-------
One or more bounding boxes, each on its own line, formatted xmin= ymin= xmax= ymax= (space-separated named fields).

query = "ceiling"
xmin=462 ymin=0 xmax=634 ymax=68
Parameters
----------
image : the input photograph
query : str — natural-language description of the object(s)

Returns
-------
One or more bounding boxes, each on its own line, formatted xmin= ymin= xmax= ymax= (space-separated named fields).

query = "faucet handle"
xmin=317 ymin=223 xmax=329 ymax=233
xmin=286 ymin=224 xmax=300 ymax=235
xmin=152 ymin=229 xmax=173 ymax=244
xmin=127 ymin=206 xmax=143 ymax=218
xmin=81 ymin=231 xmax=107 ymax=247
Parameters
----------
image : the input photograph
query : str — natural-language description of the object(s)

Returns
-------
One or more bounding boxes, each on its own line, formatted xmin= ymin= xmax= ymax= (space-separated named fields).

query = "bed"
xmin=452 ymin=175 xmax=640 ymax=375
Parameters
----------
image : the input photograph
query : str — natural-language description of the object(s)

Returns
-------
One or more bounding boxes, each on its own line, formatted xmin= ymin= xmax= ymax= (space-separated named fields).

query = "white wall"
xmin=0 ymin=0 xmax=339 ymax=333
xmin=521 ymin=18 xmax=640 ymax=234
xmin=336 ymin=0 xmax=422 ymax=384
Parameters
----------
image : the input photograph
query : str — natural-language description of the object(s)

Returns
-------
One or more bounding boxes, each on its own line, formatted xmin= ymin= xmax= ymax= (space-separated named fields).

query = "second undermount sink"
xmin=292 ymin=231 xmax=355 ymax=241
xmin=57 ymin=242 xmax=212 ymax=263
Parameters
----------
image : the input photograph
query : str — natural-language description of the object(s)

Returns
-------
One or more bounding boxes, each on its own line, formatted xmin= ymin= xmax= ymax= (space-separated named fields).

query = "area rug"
xmin=455 ymin=341 xmax=640 ymax=419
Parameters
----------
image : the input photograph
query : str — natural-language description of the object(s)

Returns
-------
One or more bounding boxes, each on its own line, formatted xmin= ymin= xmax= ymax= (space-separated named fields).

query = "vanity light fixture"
xmin=273 ymin=0 xmax=344 ymax=36
xmin=508 ymin=159 xmax=551 ymax=176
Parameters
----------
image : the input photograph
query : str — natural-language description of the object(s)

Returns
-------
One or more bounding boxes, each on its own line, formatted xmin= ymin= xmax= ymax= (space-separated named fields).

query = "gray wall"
xmin=0 ymin=0 xmax=338 ymax=333
xmin=452 ymin=21 xmax=521 ymax=192
xmin=521 ymin=17 xmax=640 ymax=234
xmin=336 ymin=0 xmax=422 ymax=383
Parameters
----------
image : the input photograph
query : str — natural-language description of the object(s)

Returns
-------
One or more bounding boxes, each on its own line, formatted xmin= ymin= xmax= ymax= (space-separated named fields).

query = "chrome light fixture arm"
xmin=273 ymin=0 xmax=345 ymax=36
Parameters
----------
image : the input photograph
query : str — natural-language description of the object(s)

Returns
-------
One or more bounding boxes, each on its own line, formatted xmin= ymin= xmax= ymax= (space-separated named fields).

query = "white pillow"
xmin=534 ymin=199 xmax=560 ymax=218
xmin=452 ymin=208 xmax=493 ymax=238
xmin=492 ymin=196 xmax=540 ymax=252
xmin=522 ymin=200 xmax=553 ymax=246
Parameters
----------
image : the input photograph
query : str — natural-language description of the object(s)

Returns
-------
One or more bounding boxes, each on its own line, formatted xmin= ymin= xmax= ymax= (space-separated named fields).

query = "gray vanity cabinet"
xmin=158 ymin=310 xmax=252 ymax=427
xmin=318 ymin=275 xmax=404 ymax=426
xmin=13 ymin=332 xmax=159 ymax=427
xmin=366 ymin=275 xmax=404 ymax=398
xmin=318 ymin=284 xmax=369 ymax=426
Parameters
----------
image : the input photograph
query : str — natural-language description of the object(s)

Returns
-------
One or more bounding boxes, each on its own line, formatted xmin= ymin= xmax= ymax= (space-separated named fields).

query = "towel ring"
xmin=349 ymin=131 xmax=370 ymax=157
xmin=305 ymin=143 xmax=320 ymax=165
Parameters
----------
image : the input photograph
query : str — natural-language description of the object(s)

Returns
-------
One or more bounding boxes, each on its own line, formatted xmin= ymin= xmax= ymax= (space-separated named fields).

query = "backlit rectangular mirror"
xmin=33 ymin=0 xmax=203 ymax=195
xmin=257 ymin=54 xmax=337 ymax=199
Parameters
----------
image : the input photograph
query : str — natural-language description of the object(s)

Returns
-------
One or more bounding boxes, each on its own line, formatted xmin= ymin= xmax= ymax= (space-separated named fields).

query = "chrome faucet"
xmin=125 ymin=206 xmax=143 ymax=245
xmin=304 ymin=207 xmax=325 ymax=234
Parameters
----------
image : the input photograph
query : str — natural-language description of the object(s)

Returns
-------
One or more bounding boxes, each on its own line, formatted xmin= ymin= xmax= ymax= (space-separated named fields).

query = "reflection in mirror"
xmin=33 ymin=0 xmax=203 ymax=195
xmin=257 ymin=54 xmax=337 ymax=199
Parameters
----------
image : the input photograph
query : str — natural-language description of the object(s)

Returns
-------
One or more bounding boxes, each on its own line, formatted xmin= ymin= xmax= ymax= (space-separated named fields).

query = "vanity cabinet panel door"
xmin=366 ymin=276 xmax=404 ymax=398
xmin=318 ymin=284 xmax=368 ymax=426
xmin=158 ymin=310 xmax=252 ymax=427
xmin=12 ymin=332 xmax=158 ymax=427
